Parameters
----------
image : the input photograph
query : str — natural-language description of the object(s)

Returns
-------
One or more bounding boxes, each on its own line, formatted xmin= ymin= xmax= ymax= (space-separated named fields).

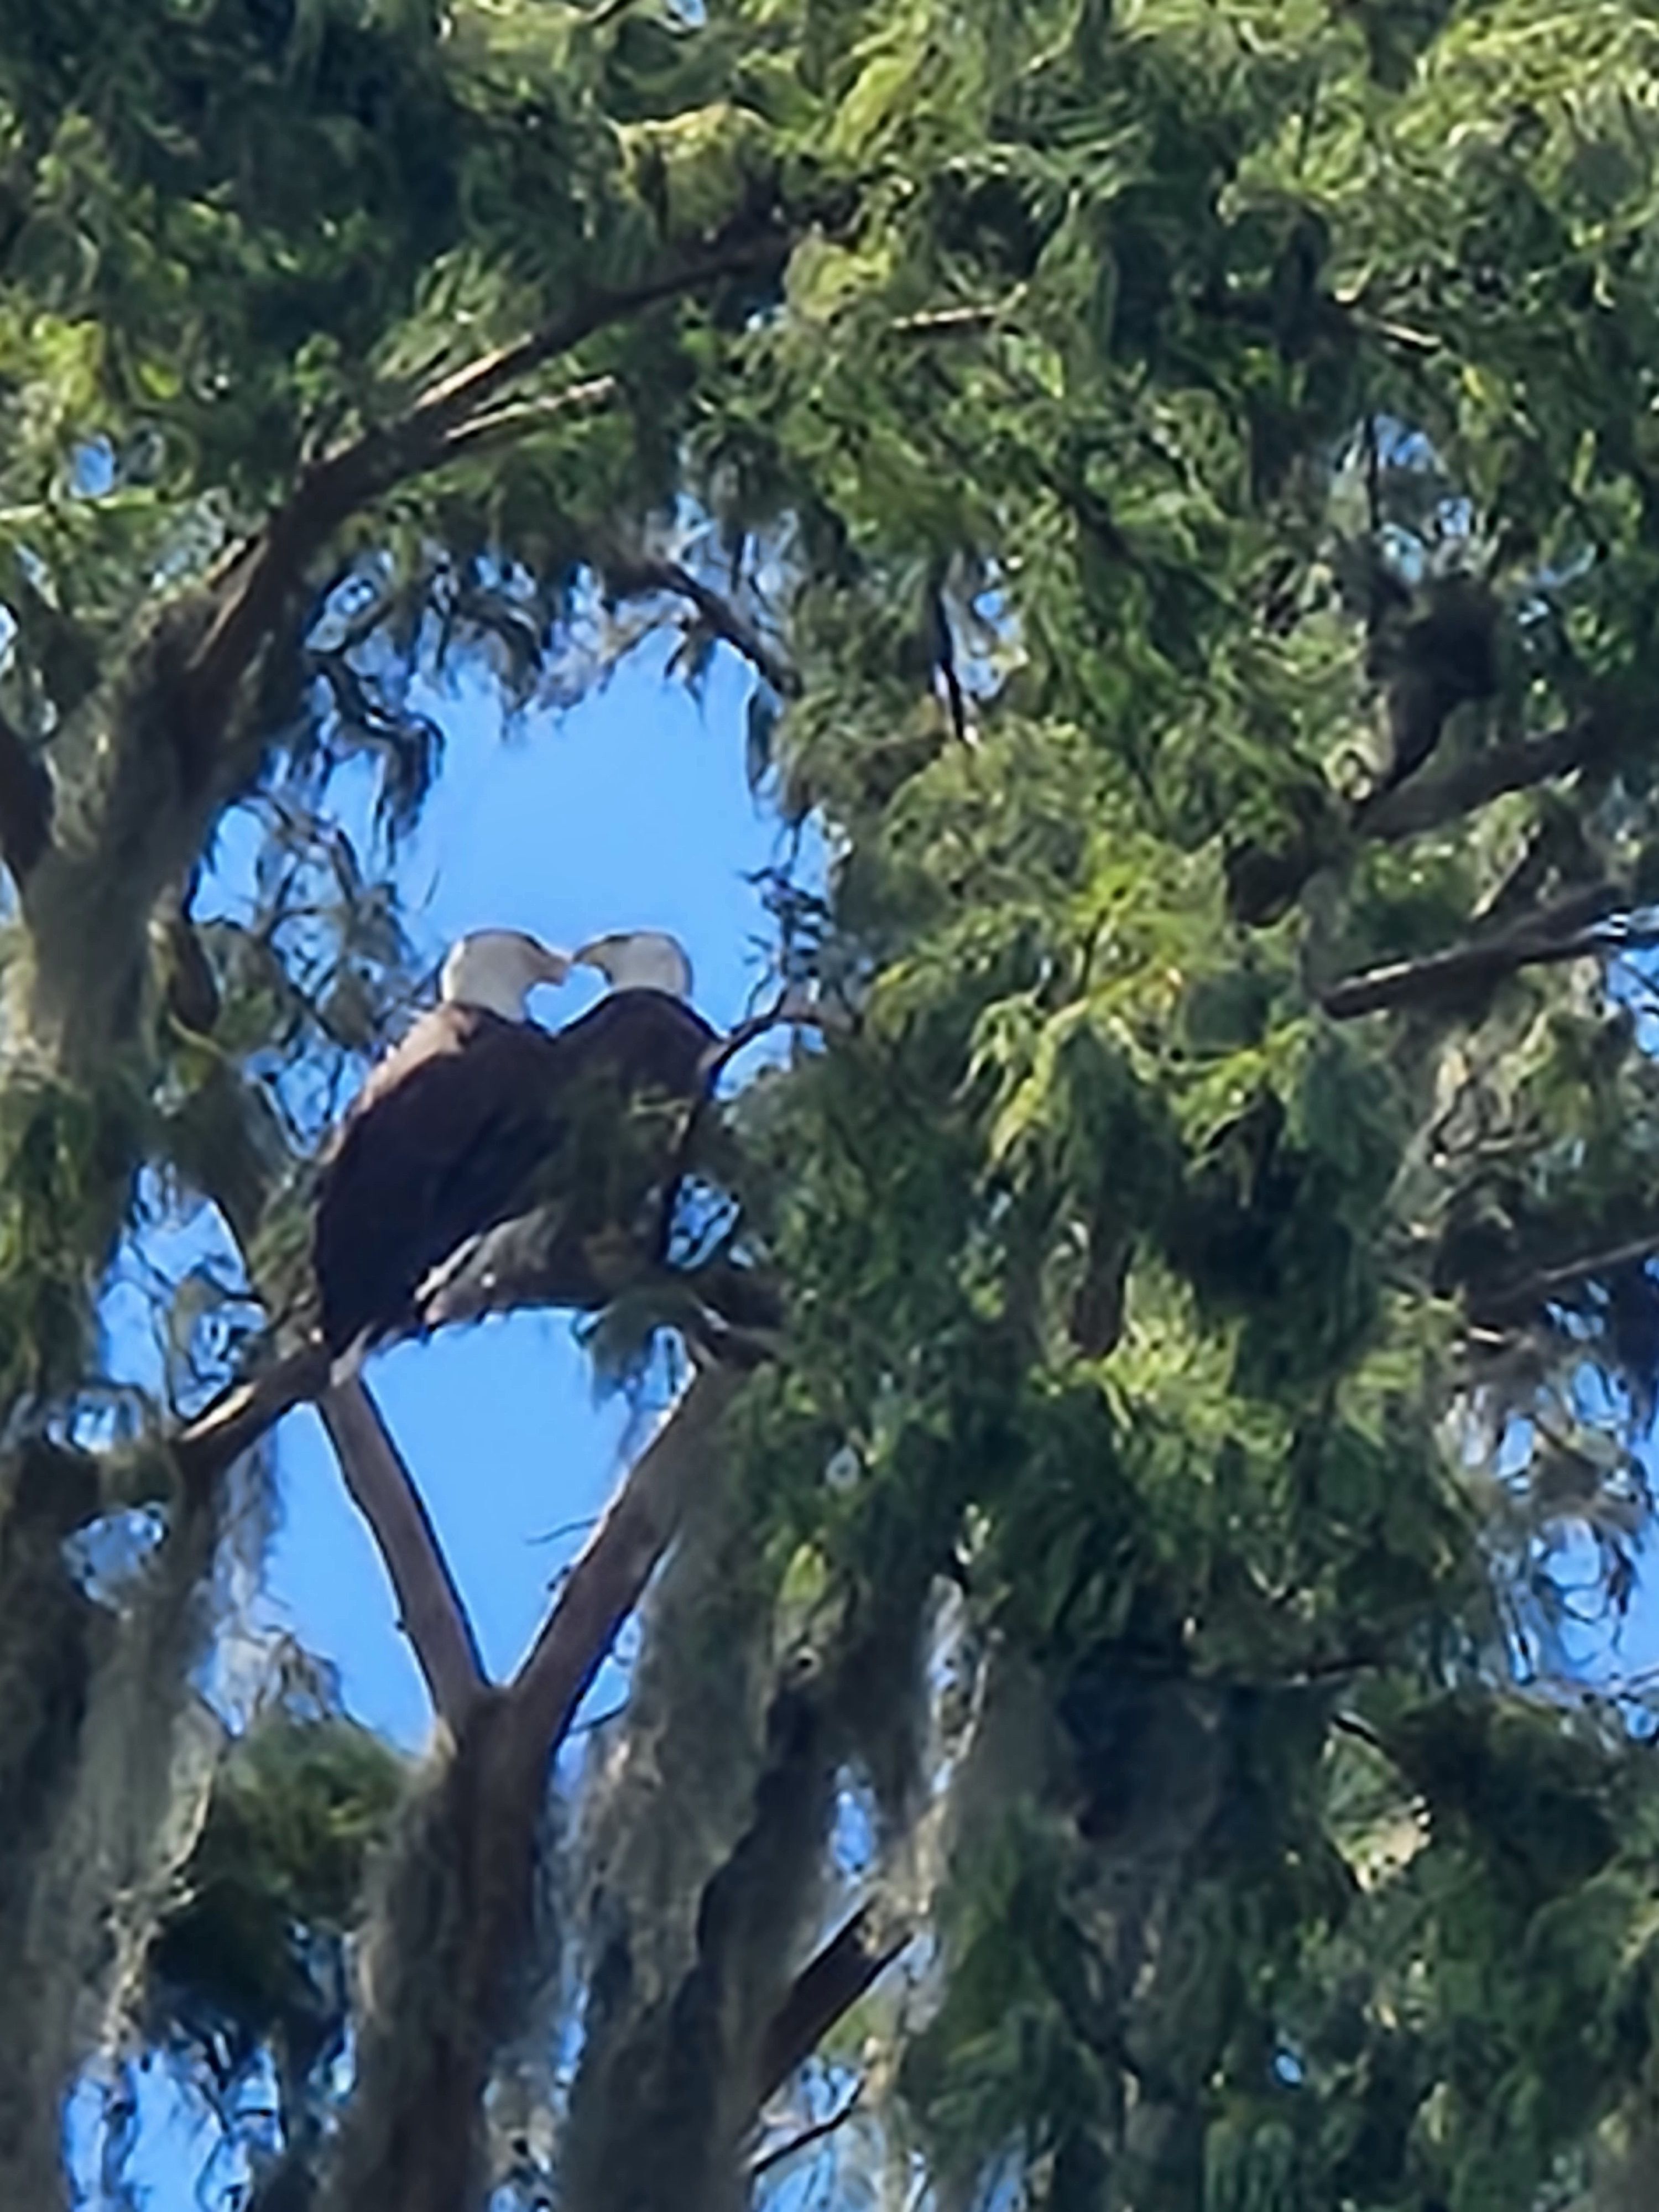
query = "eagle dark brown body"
xmin=313 ymin=987 xmax=718 ymax=1359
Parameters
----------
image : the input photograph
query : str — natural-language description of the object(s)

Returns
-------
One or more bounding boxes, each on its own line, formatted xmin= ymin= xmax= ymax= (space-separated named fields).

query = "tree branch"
xmin=508 ymin=1363 xmax=744 ymax=1765
xmin=890 ymin=301 xmax=1007 ymax=338
xmin=929 ymin=572 xmax=969 ymax=746
xmin=187 ymin=229 xmax=793 ymax=731
xmin=754 ymin=1905 xmax=909 ymax=2106
xmin=1321 ymin=887 xmax=1641 ymax=1020
xmin=1354 ymin=717 xmax=1604 ymax=842
xmin=0 ymin=709 xmax=53 ymax=883
xmin=317 ymin=1379 xmax=487 ymax=1731
xmin=749 ymin=2083 xmax=864 ymax=2179
xmin=425 ymin=374 xmax=619 ymax=469
xmin=173 ymin=1344 xmax=330 ymax=1495
xmin=606 ymin=551 xmax=801 ymax=699
xmin=1472 ymin=1228 xmax=1659 ymax=1322
xmin=700 ymin=991 xmax=847 ymax=1088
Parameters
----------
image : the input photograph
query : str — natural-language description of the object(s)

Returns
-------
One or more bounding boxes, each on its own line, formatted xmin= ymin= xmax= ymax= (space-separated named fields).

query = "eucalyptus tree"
xmin=8 ymin=2 xmax=1659 ymax=2211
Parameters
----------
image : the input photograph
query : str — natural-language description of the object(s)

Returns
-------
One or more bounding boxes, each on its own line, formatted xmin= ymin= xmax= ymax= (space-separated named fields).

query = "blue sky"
xmin=258 ymin=637 xmax=779 ymax=1746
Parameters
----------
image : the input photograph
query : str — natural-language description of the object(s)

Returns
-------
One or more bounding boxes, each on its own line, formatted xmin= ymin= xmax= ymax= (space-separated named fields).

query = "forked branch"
xmin=174 ymin=1345 xmax=332 ymax=1494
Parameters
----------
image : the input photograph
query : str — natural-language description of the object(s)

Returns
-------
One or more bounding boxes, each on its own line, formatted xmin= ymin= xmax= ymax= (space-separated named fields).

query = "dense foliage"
xmin=4 ymin=1 xmax=1659 ymax=2209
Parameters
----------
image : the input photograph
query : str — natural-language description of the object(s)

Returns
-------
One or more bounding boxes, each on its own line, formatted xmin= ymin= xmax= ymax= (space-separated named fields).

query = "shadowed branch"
xmin=606 ymin=550 xmax=801 ymax=699
xmin=188 ymin=229 xmax=794 ymax=731
xmin=749 ymin=2083 xmax=865 ymax=2180
xmin=1355 ymin=717 xmax=1606 ymax=842
xmin=1471 ymin=1228 xmax=1659 ymax=1324
xmin=0 ymin=709 xmax=52 ymax=884
xmin=755 ymin=1904 xmax=909 ymax=2107
xmin=1321 ymin=885 xmax=1640 ymax=1020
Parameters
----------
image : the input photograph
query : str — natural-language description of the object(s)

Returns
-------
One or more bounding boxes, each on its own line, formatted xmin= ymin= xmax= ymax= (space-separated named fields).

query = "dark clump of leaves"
xmin=146 ymin=1712 xmax=405 ymax=2094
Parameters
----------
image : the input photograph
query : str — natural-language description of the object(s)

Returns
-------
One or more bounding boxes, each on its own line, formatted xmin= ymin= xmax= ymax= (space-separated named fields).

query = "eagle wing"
xmin=313 ymin=1005 xmax=565 ymax=1354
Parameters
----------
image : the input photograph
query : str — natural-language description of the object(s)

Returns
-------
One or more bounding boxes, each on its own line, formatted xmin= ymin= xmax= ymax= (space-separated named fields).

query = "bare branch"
xmin=928 ymin=572 xmax=969 ymax=746
xmin=755 ymin=1905 xmax=909 ymax=2106
xmin=700 ymin=991 xmax=847 ymax=1089
xmin=317 ymin=1379 xmax=487 ymax=1730
xmin=509 ymin=1363 xmax=744 ymax=1764
xmin=188 ymin=229 xmax=794 ymax=731
xmin=1473 ymin=1228 xmax=1659 ymax=1322
xmin=1355 ymin=718 xmax=1604 ymax=843
xmin=173 ymin=1345 xmax=330 ymax=1494
xmin=1321 ymin=887 xmax=1641 ymax=1020
xmin=889 ymin=302 xmax=1009 ymax=339
xmin=426 ymin=374 xmax=620 ymax=469
xmin=607 ymin=551 xmax=801 ymax=698
xmin=749 ymin=2083 xmax=865 ymax=2180
xmin=0 ymin=709 xmax=52 ymax=883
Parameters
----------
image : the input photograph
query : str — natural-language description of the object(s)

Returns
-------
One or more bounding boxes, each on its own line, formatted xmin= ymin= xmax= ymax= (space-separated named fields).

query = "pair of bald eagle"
xmin=312 ymin=926 xmax=737 ymax=1367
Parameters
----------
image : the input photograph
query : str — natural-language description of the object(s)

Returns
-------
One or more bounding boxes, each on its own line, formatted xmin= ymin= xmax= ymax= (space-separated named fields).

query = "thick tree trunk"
xmin=319 ymin=1694 xmax=543 ymax=2212
xmin=561 ymin=1672 xmax=838 ymax=2212
xmin=0 ymin=1448 xmax=223 ymax=2209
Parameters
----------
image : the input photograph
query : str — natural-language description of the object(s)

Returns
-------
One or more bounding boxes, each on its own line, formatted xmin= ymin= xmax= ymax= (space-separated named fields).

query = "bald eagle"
xmin=312 ymin=926 xmax=725 ymax=1366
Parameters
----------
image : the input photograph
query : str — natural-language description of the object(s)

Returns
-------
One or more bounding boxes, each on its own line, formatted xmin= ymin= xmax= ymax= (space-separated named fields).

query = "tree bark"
xmin=317 ymin=1381 xmax=486 ymax=1733
xmin=319 ymin=1368 xmax=742 ymax=2212
xmin=0 ymin=1446 xmax=225 ymax=2210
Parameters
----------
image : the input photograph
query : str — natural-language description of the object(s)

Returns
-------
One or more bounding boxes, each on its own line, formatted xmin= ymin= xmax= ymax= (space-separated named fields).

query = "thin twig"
xmin=1475 ymin=1228 xmax=1659 ymax=1319
xmin=889 ymin=302 xmax=1009 ymax=338
xmin=1329 ymin=1710 xmax=1391 ymax=1757
xmin=749 ymin=2083 xmax=865 ymax=2180
xmin=318 ymin=1379 xmax=487 ymax=1730
xmin=607 ymin=551 xmax=801 ymax=698
xmin=427 ymin=375 xmax=620 ymax=468
xmin=700 ymin=992 xmax=843 ymax=1087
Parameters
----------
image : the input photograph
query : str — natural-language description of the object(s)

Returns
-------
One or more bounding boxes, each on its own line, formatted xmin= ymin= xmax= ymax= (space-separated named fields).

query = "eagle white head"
xmin=439 ymin=930 xmax=572 ymax=1021
xmin=573 ymin=929 xmax=693 ymax=1000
